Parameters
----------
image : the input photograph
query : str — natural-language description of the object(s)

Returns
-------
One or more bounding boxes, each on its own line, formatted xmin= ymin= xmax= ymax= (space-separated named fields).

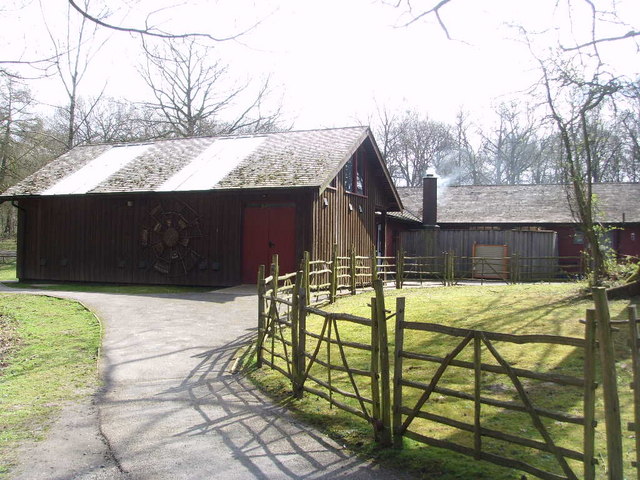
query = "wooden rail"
xmin=393 ymin=301 xmax=597 ymax=480
xmin=255 ymin=252 xmax=636 ymax=479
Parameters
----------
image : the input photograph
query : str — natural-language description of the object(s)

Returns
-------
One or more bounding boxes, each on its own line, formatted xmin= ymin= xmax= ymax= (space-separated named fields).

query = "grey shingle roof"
xmin=1 ymin=127 xmax=375 ymax=197
xmin=398 ymin=183 xmax=640 ymax=224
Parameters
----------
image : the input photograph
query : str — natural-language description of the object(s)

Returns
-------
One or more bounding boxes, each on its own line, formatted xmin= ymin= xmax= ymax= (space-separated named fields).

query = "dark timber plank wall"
xmin=17 ymin=189 xmax=312 ymax=286
xmin=312 ymin=142 xmax=391 ymax=261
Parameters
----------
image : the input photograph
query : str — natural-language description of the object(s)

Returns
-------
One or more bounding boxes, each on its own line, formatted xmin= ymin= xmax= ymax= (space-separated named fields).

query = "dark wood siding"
xmin=311 ymin=142 xmax=393 ymax=260
xmin=17 ymin=189 xmax=312 ymax=286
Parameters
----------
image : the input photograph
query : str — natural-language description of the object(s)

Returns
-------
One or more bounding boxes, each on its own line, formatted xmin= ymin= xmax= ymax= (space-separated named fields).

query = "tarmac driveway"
xmin=6 ymin=285 xmax=412 ymax=480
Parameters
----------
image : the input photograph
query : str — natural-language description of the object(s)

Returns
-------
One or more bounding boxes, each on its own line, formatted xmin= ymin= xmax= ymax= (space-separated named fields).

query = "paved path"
xmin=4 ymin=285 xmax=413 ymax=480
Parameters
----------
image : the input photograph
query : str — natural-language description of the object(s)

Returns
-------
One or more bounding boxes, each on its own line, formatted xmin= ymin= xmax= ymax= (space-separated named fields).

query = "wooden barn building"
xmin=393 ymin=176 xmax=640 ymax=260
xmin=0 ymin=127 xmax=402 ymax=286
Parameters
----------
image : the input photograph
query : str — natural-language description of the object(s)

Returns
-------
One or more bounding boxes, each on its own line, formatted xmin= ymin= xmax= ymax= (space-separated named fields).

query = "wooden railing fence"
xmin=286 ymin=246 xmax=587 ymax=291
xmin=257 ymin=256 xmax=395 ymax=445
xmin=256 ymin=256 xmax=639 ymax=480
xmin=393 ymin=308 xmax=597 ymax=480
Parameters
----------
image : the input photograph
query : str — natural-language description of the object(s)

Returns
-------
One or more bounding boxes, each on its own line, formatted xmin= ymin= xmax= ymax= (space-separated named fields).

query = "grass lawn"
xmin=0 ymin=239 xmax=15 ymax=251
xmin=250 ymin=283 xmax=638 ymax=480
xmin=0 ymin=294 xmax=101 ymax=478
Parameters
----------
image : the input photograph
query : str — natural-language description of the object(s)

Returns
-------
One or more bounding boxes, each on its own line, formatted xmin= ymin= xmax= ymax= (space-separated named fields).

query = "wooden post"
xmin=297 ymin=278 xmax=307 ymax=398
xmin=291 ymin=271 xmax=301 ymax=397
xmin=303 ymin=250 xmax=310 ymax=304
xmin=330 ymin=243 xmax=338 ymax=304
xmin=256 ymin=264 xmax=266 ymax=368
xmin=371 ymin=297 xmax=381 ymax=442
xmin=628 ymin=305 xmax=640 ymax=479
xmin=350 ymin=244 xmax=356 ymax=295
xmin=592 ymin=287 xmax=624 ymax=480
xmin=583 ymin=309 xmax=597 ymax=480
xmin=270 ymin=255 xmax=279 ymax=367
xmin=373 ymin=279 xmax=392 ymax=446
xmin=473 ymin=331 xmax=482 ymax=459
xmin=371 ymin=244 xmax=378 ymax=283
xmin=393 ymin=297 xmax=405 ymax=448
xmin=271 ymin=254 xmax=279 ymax=297
xmin=442 ymin=252 xmax=448 ymax=286
xmin=395 ymin=249 xmax=403 ymax=290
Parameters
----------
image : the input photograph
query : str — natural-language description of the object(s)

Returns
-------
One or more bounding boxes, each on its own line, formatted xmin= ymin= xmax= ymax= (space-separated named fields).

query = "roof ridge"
xmin=74 ymin=126 xmax=370 ymax=148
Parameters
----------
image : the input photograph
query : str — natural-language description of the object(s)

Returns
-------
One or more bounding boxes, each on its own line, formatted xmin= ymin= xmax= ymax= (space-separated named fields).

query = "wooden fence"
xmin=393 ymin=306 xmax=597 ymax=480
xmin=272 ymin=246 xmax=587 ymax=298
xmin=257 ymin=256 xmax=394 ymax=444
xmin=256 ymin=255 xmax=639 ymax=480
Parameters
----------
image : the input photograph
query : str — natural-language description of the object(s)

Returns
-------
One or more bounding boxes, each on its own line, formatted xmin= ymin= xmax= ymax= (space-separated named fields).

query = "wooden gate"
xmin=393 ymin=316 xmax=597 ymax=480
xmin=257 ymin=259 xmax=389 ymax=441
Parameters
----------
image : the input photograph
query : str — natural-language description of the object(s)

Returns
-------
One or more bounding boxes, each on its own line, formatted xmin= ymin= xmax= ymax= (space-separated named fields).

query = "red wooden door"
xmin=242 ymin=205 xmax=296 ymax=283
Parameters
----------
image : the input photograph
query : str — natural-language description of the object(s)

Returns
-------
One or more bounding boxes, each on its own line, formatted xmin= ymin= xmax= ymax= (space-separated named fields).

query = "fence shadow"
xmin=165 ymin=331 xmax=409 ymax=479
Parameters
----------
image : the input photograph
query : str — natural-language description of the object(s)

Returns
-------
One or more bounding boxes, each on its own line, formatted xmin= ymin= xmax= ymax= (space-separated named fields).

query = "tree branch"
xmin=67 ymin=0 xmax=257 ymax=42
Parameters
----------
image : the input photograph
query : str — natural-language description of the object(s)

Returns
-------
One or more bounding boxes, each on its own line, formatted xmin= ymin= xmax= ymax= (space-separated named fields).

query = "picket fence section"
xmin=255 ymin=253 xmax=639 ymax=480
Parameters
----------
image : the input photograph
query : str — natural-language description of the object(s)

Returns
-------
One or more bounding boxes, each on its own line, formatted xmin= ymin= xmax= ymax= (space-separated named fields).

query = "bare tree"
xmin=45 ymin=0 xmax=108 ymax=149
xmin=66 ymin=0 xmax=258 ymax=42
xmin=72 ymin=96 xmax=159 ymax=144
xmin=139 ymin=38 xmax=282 ymax=138
xmin=478 ymin=102 xmax=547 ymax=184
xmin=447 ymin=109 xmax=485 ymax=184
xmin=537 ymin=49 xmax=624 ymax=283
xmin=380 ymin=109 xmax=454 ymax=186
xmin=388 ymin=0 xmax=640 ymax=49
xmin=0 ymin=73 xmax=55 ymax=236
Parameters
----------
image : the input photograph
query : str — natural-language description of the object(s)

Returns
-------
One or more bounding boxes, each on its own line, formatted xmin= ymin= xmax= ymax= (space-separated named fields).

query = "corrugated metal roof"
xmin=398 ymin=183 xmax=640 ymax=224
xmin=1 ymin=127 xmax=384 ymax=197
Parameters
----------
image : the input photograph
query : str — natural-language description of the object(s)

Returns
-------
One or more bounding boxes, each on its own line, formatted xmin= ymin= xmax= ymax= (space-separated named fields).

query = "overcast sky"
xmin=5 ymin=0 xmax=640 ymax=129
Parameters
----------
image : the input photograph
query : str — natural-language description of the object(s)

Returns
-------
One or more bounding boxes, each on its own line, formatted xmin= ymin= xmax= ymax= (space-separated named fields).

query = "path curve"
xmin=4 ymin=285 xmax=413 ymax=480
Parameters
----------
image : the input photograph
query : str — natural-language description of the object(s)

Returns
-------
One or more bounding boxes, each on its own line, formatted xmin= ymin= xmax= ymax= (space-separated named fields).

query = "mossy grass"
xmin=0 ymin=239 xmax=15 ymax=251
xmin=250 ymin=283 xmax=638 ymax=479
xmin=0 ymin=294 xmax=102 ymax=477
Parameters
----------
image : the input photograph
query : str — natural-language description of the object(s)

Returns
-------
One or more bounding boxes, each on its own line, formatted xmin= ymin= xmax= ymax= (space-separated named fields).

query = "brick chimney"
xmin=422 ymin=174 xmax=437 ymax=225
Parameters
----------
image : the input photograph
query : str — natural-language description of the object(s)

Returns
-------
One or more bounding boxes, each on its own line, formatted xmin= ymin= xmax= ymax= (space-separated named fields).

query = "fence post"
xmin=256 ymin=264 xmax=266 ymax=368
xmin=291 ymin=271 xmax=302 ymax=397
xmin=592 ymin=287 xmax=624 ymax=480
xmin=393 ymin=297 xmax=405 ymax=448
xmin=450 ymin=252 xmax=456 ymax=286
xmin=350 ymin=244 xmax=356 ymax=295
xmin=297 ymin=275 xmax=307 ymax=398
xmin=271 ymin=254 xmax=279 ymax=297
xmin=330 ymin=243 xmax=338 ymax=304
xmin=371 ymin=297 xmax=381 ymax=442
xmin=303 ymin=250 xmax=310 ymax=303
xmin=371 ymin=244 xmax=378 ymax=283
xmin=628 ymin=305 xmax=640 ymax=479
xmin=395 ymin=249 xmax=404 ymax=290
xmin=442 ymin=252 xmax=448 ymax=286
xmin=373 ymin=279 xmax=392 ymax=446
xmin=583 ymin=309 xmax=597 ymax=480
xmin=473 ymin=331 xmax=482 ymax=459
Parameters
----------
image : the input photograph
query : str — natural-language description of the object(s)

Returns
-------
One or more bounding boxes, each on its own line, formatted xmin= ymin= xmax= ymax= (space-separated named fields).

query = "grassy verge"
xmin=249 ymin=283 xmax=638 ymax=479
xmin=0 ymin=294 xmax=101 ymax=477
xmin=0 ymin=239 xmax=15 ymax=251
xmin=0 ymin=262 xmax=16 ymax=283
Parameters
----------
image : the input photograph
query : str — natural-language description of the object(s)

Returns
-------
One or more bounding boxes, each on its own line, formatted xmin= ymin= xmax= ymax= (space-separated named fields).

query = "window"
xmin=342 ymin=151 xmax=365 ymax=195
